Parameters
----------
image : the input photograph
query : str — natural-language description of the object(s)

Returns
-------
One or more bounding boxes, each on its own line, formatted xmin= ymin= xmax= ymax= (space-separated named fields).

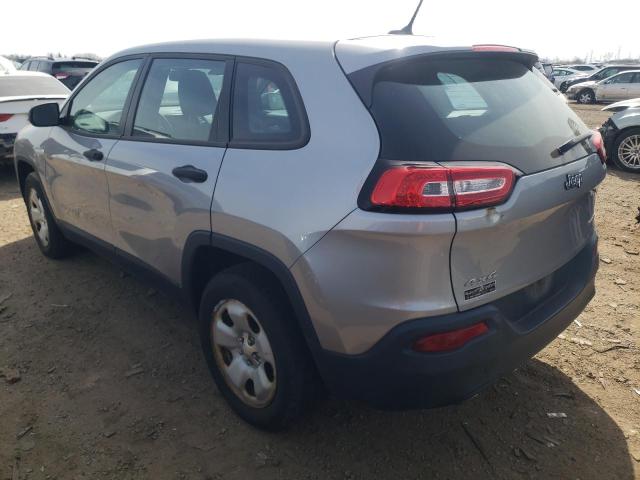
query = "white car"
xmin=568 ymin=70 xmax=640 ymax=104
xmin=551 ymin=67 xmax=587 ymax=91
xmin=0 ymin=56 xmax=17 ymax=75
xmin=0 ymin=72 xmax=69 ymax=163
xmin=602 ymin=98 xmax=640 ymax=112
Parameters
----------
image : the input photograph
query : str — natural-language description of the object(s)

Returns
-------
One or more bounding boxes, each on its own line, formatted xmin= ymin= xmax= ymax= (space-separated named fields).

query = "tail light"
xmin=369 ymin=165 xmax=516 ymax=211
xmin=0 ymin=114 xmax=13 ymax=122
xmin=54 ymin=73 xmax=69 ymax=80
xmin=413 ymin=322 xmax=489 ymax=353
xmin=591 ymin=131 xmax=607 ymax=164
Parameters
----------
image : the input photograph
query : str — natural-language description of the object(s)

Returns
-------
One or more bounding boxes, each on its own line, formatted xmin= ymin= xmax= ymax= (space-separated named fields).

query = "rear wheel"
xmin=560 ymin=82 xmax=568 ymax=93
xmin=199 ymin=263 xmax=318 ymax=430
xmin=612 ymin=128 xmax=640 ymax=173
xmin=577 ymin=89 xmax=595 ymax=104
xmin=24 ymin=173 xmax=74 ymax=258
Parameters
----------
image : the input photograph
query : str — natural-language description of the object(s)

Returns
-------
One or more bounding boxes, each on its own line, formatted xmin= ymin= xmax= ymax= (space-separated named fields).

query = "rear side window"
xmin=356 ymin=57 xmax=590 ymax=173
xmin=68 ymin=59 xmax=141 ymax=136
xmin=133 ymin=58 xmax=226 ymax=142
xmin=231 ymin=61 xmax=308 ymax=149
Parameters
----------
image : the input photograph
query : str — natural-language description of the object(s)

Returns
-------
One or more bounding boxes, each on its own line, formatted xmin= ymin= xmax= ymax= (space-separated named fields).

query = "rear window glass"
xmin=0 ymin=75 xmax=70 ymax=96
xmin=53 ymin=61 xmax=97 ymax=73
xmin=360 ymin=58 xmax=590 ymax=172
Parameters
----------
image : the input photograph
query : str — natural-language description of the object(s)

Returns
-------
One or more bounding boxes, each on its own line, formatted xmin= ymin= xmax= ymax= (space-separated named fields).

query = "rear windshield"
xmin=53 ymin=61 xmax=97 ymax=73
xmin=0 ymin=75 xmax=70 ymax=97
xmin=357 ymin=58 xmax=590 ymax=173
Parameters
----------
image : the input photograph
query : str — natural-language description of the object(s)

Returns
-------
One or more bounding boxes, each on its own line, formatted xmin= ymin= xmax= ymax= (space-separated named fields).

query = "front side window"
xmin=133 ymin=58 xmax=225 ymax=142
xmin=68 ymin=59 xmax=141 ymax=135
xmin=231 ymin=61 xmax=307 ymax=147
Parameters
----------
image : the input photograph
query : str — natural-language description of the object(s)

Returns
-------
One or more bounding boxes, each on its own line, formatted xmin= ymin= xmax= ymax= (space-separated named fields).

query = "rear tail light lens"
xmin=54 ymin=73 xmax=69 ymax=79
xmin=413 ymin=322 xmax=489 ymax=353
xmin=591 ymin=131 xmax=607 ymax=164
xmin=370 ymin=166 xmax=515 ymax=211
xmin=0 ymin=114 xmax=13 ymax=122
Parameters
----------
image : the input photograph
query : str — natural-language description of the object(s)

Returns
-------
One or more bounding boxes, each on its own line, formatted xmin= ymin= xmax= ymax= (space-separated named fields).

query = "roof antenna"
xmin=389 ymin=0 xmax=424 ymax=35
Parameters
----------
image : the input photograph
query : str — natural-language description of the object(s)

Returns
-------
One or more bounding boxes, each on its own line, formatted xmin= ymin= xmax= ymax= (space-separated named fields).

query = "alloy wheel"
xmin=28 ymin=189 xmax=49 ymax=247
xmin=617 ymin=134 xmax=640 ymax=170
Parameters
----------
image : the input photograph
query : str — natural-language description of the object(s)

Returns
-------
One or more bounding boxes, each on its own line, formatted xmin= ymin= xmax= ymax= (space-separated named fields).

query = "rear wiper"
xmin=553 ymin=132 xmax=592 ymax=157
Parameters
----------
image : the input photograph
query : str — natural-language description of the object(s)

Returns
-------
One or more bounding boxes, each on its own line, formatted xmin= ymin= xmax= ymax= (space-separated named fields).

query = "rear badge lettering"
xmin=464 ymin=281 xmax=496 ymax=300
xmin=564 ymin=172 xmax=583 ymax=190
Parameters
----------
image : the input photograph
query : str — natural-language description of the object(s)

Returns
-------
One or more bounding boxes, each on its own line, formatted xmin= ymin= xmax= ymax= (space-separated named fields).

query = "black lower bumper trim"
xmin=315 ymin=235 xmax=598 ymax=409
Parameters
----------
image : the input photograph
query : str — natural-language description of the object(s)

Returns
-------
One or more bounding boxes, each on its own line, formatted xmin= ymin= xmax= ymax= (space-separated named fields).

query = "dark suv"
xmin=19 ymin=57 xmax=98 ymax=89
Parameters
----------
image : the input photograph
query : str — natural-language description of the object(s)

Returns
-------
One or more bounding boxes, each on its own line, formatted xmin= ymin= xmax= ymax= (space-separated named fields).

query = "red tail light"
xmin=591 ymin=131 xmax=607 ymax=164
xmin=472 ymin=45 xmax=520 ymax=53
xmin=54 ymin=73 xmax=69 ymax=80
xmin=413 ymin=322 xmax=489 ymax=353
xmin=0 ymin=114 xmax=13 ymax=122
xmin=370 ymin=166 xmax=515 ymax=211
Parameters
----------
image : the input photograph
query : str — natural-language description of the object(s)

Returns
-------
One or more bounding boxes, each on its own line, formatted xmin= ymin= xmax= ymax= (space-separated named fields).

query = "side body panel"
xmin=105 ymin=141 xmax=224 ymax=285
xmin=291 ymin=210 xmax=457 ymax=354
xmin=44 ymin=127 xmax=116 ymax=244
xmin=211 ymin=46 xmax=381 ymax=267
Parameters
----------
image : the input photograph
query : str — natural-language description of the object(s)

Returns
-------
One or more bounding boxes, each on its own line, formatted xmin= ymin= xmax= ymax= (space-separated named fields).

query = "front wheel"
xmin=24 ymin=173 xmax=74 ymax=258
xmin=576 ymin=89 xmax=595 ymax=104
xmin=560 ymin=82 xmax=568 ymax=93
xmin=612 ymin=128 xmax=640 ymax=173
xmin=199 ymin=264 xmax=319 ymax=430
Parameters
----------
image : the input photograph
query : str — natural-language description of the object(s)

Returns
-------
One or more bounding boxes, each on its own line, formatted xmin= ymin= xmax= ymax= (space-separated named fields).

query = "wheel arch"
xmin=15 ymin=156 xmax=36 ymax=196
xmin=181 ymin=231 xmax=326 ymax=368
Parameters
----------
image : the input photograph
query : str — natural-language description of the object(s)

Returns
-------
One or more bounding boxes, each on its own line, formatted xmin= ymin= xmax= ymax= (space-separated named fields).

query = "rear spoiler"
xmin=0 ymin=95 xmax=68 ymax=104
xmin=348 ymin=48 xmax=539 ymax=108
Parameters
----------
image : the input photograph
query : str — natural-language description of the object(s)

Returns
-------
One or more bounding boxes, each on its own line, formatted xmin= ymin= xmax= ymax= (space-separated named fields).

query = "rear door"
xmin=104 ymin=55 xmax=231 ymax=284
xmin=348 ymin=53 xmax=606 ymax=309
xmin=598 ymin=72 xmax=635 ymax=101
xmin=44 ymin=58 xmax=143 ymax=244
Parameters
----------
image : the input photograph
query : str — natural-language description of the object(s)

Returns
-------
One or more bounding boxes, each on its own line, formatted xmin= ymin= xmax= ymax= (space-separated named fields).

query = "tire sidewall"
xmin=612 ymin=128 xmax=640 ymax=173
xmin=24 ymin=174 xmax=55 ymax=255
xmin=199 ymin=269 xmax=309 ymax=429
xmin=578 ymin=89 xmax=594 ymax=104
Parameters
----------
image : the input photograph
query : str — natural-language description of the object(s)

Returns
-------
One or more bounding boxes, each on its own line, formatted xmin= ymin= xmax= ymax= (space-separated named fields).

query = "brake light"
xmin=591 ymin=131 xmax=607 ymax=164
xmin=472 ymin=45 xmax=520 ymax=53
xmin=413 ymin=322 xmax=489 ymax=353
xmin=54 ymin=73 xmax=69 ymax=79
xmin=370 ymin=166 xmax=515 ymax=211
xmin=0 ymin=114 xmax=13 ymax=122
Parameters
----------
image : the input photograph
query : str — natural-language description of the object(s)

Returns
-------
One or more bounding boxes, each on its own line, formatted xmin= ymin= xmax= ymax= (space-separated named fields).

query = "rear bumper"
xmin=0 ymin=133 xmax=16 ymax=161
xmin=316 ymin=235 xmax=598 ymax=409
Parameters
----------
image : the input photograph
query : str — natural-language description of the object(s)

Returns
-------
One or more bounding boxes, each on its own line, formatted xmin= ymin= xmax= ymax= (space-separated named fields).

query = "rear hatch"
xmin=342 ymin=47 xmax=606 ymax=309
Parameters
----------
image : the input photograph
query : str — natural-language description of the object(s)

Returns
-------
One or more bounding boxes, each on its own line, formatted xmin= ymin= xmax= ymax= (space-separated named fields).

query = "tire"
xmin=576 ymin=89 xmax=595 ymax=104
xmin=611 ymin=128 xmax=640 ymax=173
xmin=560 ymin=82 xmax=568 ymax=93
xmin=199 ymin=263 xmax=319 ymax=430
xmin=24 ymin=173 xmax=74 ymax=259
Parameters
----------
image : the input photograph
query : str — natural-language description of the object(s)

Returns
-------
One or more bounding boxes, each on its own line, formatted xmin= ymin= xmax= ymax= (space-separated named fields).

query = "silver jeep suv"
xmin=14 ymin=36 xmax=606 ymax=430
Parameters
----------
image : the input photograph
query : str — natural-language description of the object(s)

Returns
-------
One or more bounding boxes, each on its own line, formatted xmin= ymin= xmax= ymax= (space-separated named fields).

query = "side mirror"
xmin=29 ymin=103 xmax=61 ymax=127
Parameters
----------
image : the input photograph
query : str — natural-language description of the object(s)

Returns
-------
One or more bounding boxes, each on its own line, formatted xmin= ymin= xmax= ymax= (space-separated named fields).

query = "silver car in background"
xmin=14 ymin=37 xmax=606 ymax=429
xmin=601 ymin=99 xmax=640 ymax=172
xmin=569 ymin=70 xmax=640 ymax=104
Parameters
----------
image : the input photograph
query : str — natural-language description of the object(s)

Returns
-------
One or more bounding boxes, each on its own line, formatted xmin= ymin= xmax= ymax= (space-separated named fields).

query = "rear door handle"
xmin=83 ymin=149 xmax=104 ymax=161
xmin=172 ymin=165 xmax=208 ymax=183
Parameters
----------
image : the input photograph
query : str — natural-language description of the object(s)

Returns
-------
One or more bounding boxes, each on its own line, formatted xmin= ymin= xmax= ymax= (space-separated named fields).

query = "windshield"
xmin=354 ymin=57 xmax=591 ymax=174
xmin=0 ymin=75 xmax=70 ymax=97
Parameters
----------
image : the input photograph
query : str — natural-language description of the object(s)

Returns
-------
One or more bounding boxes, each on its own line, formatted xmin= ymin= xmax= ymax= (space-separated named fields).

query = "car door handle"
xmin=172 ymin=165 xmax=208 ymax=183
xmin=83 ymin=149 xmax=104 ymax=162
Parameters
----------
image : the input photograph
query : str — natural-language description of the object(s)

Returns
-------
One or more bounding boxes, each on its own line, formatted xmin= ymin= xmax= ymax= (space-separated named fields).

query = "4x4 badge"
xmin=564 ymin=172 xmax=583 ymax=190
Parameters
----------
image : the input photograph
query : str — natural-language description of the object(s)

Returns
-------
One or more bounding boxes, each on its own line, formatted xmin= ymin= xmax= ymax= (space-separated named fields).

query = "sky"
xmin=2 ymin=0 xmax=639 ymax=61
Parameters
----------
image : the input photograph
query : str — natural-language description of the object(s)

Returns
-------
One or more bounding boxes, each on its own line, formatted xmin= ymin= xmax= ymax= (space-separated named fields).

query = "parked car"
xmin=557 ymin=64 xmax=599 ymax=73
xmin=568 ymin=70 xmax=640 ymax=104
xmin=534 ymin=62 xmax=555 ymax=82
xmin=0 ymin=56 xmax=17 ymax=74
xmin=600 ymin=104 xmax=640 ymax=172
xmin=0 ymin=72 xmax=69 ymax=163
xmin=563 ymin=65 xmax=640 ymax=96
xmin=602 ymin=97 xmax=640 ymax=112
xmin=19 ymin=57 xmax=98 ymax=90
xmin=551 ymin=67 xmax=587 ymax=91
xmin=15 ymin=37 xmax=606 ymax=429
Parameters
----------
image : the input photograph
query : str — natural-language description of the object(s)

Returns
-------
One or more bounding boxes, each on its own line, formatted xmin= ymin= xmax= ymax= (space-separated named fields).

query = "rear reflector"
xmin=413 ymin=322 xmax=489 ymax=353
xmin=472 ymin=45 xmax=520 ymax=53
xmin=370 ymin=166 xmax=515 ymax=211
xmin=0 ymin=114 xmax=13 ymax=122
xmin=591 ymin=130 xmax=607 ymax=164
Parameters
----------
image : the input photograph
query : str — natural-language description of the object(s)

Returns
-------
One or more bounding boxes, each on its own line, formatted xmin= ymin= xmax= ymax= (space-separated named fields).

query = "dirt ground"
xmin=1 ymin=103 xmax=639 ymax=480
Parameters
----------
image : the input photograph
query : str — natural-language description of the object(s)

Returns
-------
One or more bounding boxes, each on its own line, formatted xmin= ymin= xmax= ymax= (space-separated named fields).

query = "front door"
xmin=45 ymin=58 xmax=143 ymax=244
xmin=105 ymin=56 xmax=231 ymax=284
